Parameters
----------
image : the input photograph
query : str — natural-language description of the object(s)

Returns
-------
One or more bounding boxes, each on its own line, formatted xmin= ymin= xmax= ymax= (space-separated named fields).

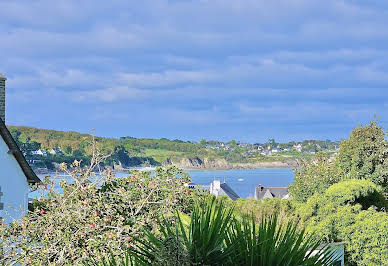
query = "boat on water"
xmin=237 ymin=178 xmax=244 ymax=182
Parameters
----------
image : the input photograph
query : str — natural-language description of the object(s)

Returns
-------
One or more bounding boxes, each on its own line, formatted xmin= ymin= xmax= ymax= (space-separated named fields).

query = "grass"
xmin=144 ymin=148 xmax=186 ymax=162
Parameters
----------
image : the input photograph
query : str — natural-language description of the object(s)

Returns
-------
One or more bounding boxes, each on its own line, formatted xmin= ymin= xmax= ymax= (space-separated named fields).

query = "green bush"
xmin=234 ymin=197 xmax=295 ymax=223
xmin=289 ymin=153 xmax=341 ymax=203
xmin=324 ymin=179 xmax=387 ymax=210
xmin=0 ymin=160 xmax=201 ymax=265
xmin=296 ymin=179 xmax=388 ymax=265
xmin=341 ymin=209 xmax=388 ymax=265
xmin=336 ymin=121 xmax=388 ymax=194
xmin=121 ymin=199 xmax=338 ymax=266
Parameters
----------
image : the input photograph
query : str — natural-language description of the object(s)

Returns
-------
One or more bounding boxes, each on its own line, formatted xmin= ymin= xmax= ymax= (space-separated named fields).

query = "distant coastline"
xmin=37 ymin=161 xmax=296 ymax=176
xmin=113 ymin=160 xmax=297 ymax=172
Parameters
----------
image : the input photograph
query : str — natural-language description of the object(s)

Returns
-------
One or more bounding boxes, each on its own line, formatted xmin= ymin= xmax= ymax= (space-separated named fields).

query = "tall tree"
xmin=336 ymin=121 xmax=388 ymax=195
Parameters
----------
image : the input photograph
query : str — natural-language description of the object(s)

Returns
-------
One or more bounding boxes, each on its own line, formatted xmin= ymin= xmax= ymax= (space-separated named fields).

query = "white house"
xmin=0 ymin=73 xmax=41 ymax=223
xmin=293 ymin=144 xmax=302 ymax=152
xmin=209 ymin=180 xmax=240 ymax=200
xmin=32 ymin=149 xmax=47 ymax=156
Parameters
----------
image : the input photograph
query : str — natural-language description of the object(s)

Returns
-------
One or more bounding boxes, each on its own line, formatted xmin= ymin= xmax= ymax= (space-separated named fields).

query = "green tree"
xmin=110 ymin=145 xmax=131 ymax=166
xmin=199 ymin=138 xmax=207 ymax=147
xmin=289 ymin=153 xmax=341 ymax=202
xmin=228 ymin=139 xmax=237 ymax=146
xmin=268 ymin=138 xmax=276 ymax=149
xmin=336 ymin=121 xmax=388 ymax=194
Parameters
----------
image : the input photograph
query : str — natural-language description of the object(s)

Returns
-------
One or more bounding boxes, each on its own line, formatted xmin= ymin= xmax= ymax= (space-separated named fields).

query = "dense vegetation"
xmin=1 ymin=121 xmax=386 ymax=265
xmin=8 ymin=125 xmax=339 ymax=170
xmin=0 ymin=158 xmax=337 ymax=265
xmin=288 ymin=121 xmax=388 ymax=265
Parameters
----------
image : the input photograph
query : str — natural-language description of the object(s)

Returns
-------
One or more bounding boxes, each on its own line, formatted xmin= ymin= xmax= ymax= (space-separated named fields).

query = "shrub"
xmin=324 ymin=179 xmax=387 ymax=210
xmin=0 ymin=157 xmax=201 ymax=265
xmin=131 ymin=198 xmax=234 ymax=265
xmin=295 ymin=179 xmax=388 ymax=265
xmin=234 ymin=197 xmax=295 ymax=224
xmin=341 ymin=209 xmax=388 ymax=266
xmin=289 ymin=153 xmax=341 ymax=203
xmin=123 ymin=199 xmax=338 ymax=266
xmin=336 ymin=121 xmax=388 ymax=194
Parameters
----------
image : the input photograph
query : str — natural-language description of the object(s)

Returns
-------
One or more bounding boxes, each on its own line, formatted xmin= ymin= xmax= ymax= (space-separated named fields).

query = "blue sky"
xmin=1 ymin=0 xmax=388 ymax=143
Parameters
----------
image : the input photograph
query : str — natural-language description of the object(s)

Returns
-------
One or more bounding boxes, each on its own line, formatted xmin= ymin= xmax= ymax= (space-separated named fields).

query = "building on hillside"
xmin=0 ymin=73 xmax=41 ymax=223
xmin=261 ymin=150 xmax=272 ymax=156
xmin=293 ymin=144 xmax=302 ymax=152
xmin=254 ymin=184 xmax=289 ymax=200
xmin=31 ymin=149 xmax=47 ymax=156
xmin=209 ymin=180 xmax=240 ymax=200
xmin=49 ymin=149 xmax=56 ymax=155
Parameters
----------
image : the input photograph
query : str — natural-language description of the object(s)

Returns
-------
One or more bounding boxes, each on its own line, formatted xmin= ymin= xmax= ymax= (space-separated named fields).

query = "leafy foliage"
xmin=336 ymin=121 xmax=388 ymax=194
xmin=290 ymin=153 xmax=341 ymax=202
xmin=233 ymin=197 xmax=295 ymax=224
xmin=226 ymin=215 xmax=338 ymax=266
xmin=131 ymin=198 xmax=234 ymax=265
xmin=296 ymin=179 xmax=388 ymax=265
xmin=124 ymin=199 xmax=338 ymax=266
xmin=341 ymin=209 xmax=388 ymax=266
xmin=0 ymin=155 xmax=201 ymax=265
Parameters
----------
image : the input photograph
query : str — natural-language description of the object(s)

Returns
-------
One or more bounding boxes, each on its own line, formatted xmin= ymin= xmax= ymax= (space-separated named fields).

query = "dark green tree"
xmin=289 ymin=153 xmax=341 ymax=202
xmin=336 ymin=121 xmax=388 ymax=195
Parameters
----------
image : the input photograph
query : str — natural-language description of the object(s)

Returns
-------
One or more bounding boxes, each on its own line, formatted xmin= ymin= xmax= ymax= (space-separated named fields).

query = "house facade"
xmin=0 ymin=73 xmax=41 ymax=223
xmin=209 ymin=180 xmax=240 ymax=200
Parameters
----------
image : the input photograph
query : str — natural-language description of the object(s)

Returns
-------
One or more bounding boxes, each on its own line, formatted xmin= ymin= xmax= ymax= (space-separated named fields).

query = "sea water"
xmin=35 ymin=168 xmax=294 ymax=199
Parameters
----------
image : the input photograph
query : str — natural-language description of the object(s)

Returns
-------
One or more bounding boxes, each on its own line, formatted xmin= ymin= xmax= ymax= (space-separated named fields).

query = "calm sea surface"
xmin=35 ymin=168 xmax=294 ymax=199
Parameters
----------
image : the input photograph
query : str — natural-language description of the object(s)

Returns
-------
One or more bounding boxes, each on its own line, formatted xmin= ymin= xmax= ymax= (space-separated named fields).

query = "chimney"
xmin=0 ymin=73 xmax=6 ymax=122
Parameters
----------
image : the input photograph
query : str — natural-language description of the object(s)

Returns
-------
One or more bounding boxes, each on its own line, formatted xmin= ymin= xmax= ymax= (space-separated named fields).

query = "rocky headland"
xmin=168 ymin=157 xmax=296 ymax=170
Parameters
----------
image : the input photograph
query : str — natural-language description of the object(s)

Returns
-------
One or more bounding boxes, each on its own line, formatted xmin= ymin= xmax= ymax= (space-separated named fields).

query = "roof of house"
xmin=219 ymin=183 xmax=240 ymax=200
xmin=0 ymin=118 xmax=41 ymax=184
xmin=0 ymin=73 xmax=5 ymax=79
xmin=255 ymin=186 xmax=289 ymax=200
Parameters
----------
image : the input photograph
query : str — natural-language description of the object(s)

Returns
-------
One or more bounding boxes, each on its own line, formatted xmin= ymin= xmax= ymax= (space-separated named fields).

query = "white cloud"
xmin=73 ymin=86 xmax=148 ymax=102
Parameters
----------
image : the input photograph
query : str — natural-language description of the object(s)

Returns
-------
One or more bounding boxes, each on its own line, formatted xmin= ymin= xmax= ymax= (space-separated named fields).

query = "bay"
xmin=188 ymin=168 xmax=294 ymax=198
xmin=35 ymin=168 xmax=295 ymax=199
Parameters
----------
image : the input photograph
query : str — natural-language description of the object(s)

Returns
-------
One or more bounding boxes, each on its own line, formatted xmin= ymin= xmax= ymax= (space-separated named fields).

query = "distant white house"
xmin=0 ymin=73 xmax=41 ymax=223
xmin=32 ymin=149 xmax=47 ymax=156
xmin=293 ymin=144 xmax=302 ymax=152
xmin=261 ymin=150 xmax=272 ymax=156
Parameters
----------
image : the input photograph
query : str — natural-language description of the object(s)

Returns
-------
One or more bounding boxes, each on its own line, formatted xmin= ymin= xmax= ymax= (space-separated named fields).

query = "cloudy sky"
xmin=1 ymin=0 xmax=388 ymax=143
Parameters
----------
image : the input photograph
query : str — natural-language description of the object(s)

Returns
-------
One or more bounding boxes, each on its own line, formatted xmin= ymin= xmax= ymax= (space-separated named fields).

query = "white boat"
xmin=237 ymin=178 xmax=244 ymax=182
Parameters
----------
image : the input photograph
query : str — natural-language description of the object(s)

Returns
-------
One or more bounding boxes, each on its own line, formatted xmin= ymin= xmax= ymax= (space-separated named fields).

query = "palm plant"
xmin=86 ymin=199 xmax=339 ymax=265
xmin=130 ymin=197 xmax=234 ymax=265
xmin=226 ymin=215 xmax=339 ymax=266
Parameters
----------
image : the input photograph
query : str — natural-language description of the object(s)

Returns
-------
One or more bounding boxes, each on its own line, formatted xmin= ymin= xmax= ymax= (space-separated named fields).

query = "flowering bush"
xmin=0 ymin=156 xmax=202 ymax=265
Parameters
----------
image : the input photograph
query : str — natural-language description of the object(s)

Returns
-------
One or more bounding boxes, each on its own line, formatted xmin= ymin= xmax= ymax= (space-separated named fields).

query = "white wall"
xmin=0 ymin=137 xmax=30 ymax=223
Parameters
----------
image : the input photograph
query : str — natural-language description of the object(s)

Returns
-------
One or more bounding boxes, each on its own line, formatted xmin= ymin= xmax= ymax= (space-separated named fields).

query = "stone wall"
xmin=0 ymin=74 xmax=5 ymax=122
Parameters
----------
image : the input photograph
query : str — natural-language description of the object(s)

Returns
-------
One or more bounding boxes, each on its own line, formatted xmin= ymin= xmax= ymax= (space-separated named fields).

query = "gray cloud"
xmin=2 ymin=0 xmax=388 ymax=142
